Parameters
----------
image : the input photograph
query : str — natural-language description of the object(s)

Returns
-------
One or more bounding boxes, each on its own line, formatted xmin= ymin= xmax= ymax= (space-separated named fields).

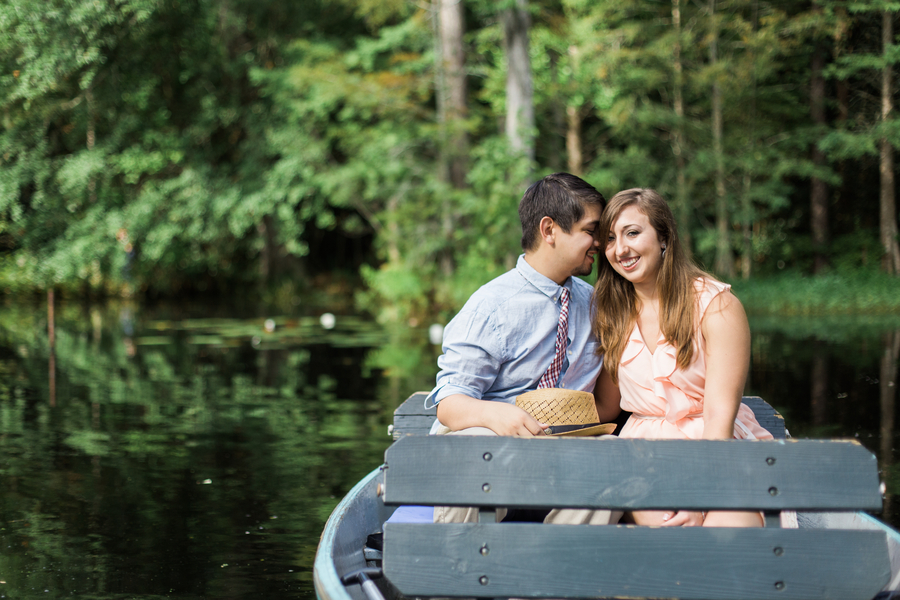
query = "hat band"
xmin=545 ymin=422 xmax=601 ymax=435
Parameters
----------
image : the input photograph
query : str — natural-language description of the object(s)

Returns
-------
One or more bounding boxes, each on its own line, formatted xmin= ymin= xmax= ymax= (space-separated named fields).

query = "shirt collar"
xmin=516 ymin=254 xmax=572 ymax=299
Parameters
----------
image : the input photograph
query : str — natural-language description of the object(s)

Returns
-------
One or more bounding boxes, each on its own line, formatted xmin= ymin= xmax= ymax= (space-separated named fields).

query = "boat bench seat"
xmin=380 ymin=435 xmax=890 ymax=600
xmin=389 ymin=394 xmax=786 ymax=440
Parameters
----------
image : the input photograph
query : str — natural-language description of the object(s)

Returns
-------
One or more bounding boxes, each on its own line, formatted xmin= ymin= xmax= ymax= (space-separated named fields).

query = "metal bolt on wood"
xmin=479 ymin=576 xmax=489 ymax=586
xmin=483 ymin=452 xmax=492 ymax=461
xmin=766 ymin=457 xmax=776 ymax=465
xmin=773 ymin=547 xmax=783 ymax=556
xmin=480 ymin=545 xmax=489 ymax=556
xmin=482 ymin=483 xmax=491 ymax=492
xmin=769 ymin=486 xmax=779 ymax=496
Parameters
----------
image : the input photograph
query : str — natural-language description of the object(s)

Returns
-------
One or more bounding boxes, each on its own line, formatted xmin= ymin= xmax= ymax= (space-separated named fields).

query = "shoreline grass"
xmin=731 ymin=269 xmax=900 ymax=316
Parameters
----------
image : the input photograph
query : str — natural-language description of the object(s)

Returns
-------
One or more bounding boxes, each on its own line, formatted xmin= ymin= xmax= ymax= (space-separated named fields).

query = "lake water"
xmin=0 ymin=298 xmax=897 ymax=599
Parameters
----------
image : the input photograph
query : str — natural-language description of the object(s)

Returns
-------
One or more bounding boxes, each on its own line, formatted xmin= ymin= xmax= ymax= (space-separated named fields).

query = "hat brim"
xmin=545 ymin=422 xmax=616 ymax=437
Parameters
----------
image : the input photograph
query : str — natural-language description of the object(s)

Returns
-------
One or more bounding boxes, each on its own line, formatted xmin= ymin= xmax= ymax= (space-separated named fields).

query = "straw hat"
xmin=515 ymin=388 xmax=616 ymax=437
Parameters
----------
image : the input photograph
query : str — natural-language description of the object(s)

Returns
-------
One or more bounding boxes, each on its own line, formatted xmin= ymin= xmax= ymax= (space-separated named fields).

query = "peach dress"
xmin=616 ymin=278 xmax=773 ymax=441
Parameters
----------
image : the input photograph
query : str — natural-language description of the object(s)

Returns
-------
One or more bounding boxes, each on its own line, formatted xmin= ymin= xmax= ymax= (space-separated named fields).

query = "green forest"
xmin=4 ymin=0 xmax=900 ymax=321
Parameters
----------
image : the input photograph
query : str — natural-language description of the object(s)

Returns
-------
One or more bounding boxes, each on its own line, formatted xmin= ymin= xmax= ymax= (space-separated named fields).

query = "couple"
xmin=427 ymin=172 xmax=773 ymax=528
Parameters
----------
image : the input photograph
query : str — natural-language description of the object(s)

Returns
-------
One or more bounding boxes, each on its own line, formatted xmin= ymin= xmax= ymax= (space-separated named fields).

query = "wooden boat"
xmin=314 ymin=393 xmax=900 ymax=600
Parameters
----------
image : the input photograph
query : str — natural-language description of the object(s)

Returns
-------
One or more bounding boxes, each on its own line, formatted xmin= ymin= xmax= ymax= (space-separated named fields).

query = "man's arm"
xmin=436 ymin=394 xmax=549 ymax=436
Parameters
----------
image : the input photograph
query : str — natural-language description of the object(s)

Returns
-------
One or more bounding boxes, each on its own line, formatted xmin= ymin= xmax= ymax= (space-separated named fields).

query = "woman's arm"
xmin=700 ymin=290 xmax=751 ymax=440
xmin=592 ymin=364 xmax=621 ymax=423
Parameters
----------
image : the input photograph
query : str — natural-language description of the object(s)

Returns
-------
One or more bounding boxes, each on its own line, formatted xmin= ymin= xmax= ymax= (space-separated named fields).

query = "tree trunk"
xmin=880 ymin=9 xmax=900 ymax=274
xmin=434 ymin=0 xmax=468 ymax=277
xmin=710 ymin=0 xmax=733 ymax=277
xmin=501 ymin=0 xmax=534 ymax=166
xmin=672 ymin=0 xmax=691 ymax=257
xmin=87 ymin=87 xmax=97 ymax=205
xmin=811 ymin=45 xmax=829 ymax=274
xmin=742 ymin=172 xmax=752 ymax=279
xmin=438 ymin=0 xmax=468 ymax=189
xmin=258 ymin=215 xmax=273 ymax=285
xmin=549 ymin=52 xmax=566 ymax=171
xmin=565 ymin=106 xmax=583 ymax=176
xmin=565 ymin=45 xmax=583 ymax=176
xmin=48 ymin=288 xmax=55 ymax=407
xmin=741 ymin=0 xmax=759 ymax=280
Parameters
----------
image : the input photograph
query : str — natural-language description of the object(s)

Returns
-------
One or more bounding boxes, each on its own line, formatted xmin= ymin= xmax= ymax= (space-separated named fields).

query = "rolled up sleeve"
xmin=431 ymin=310 xmax=505 ymax=404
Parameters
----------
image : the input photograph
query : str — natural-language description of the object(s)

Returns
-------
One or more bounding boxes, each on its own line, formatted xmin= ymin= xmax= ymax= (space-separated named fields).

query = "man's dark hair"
xmin=518 ymin=173 xmax=606 ymax=251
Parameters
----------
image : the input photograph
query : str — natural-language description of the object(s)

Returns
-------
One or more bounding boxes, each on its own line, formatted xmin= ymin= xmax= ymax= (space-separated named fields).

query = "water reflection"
xmin=0 ymin=301 xmax=897 ymax=599
xmin=879 ymin=330 xmax=900 ymax=521
xmin=746 ymin=315 xmax=900 ymax=527
xmin=0 ymin=300 xmax=402 ymax=600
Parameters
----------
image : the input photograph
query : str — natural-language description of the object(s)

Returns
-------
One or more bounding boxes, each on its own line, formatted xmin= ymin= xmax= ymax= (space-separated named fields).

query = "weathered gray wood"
xmin=741 ymin=396 xmax=786 ymax=439
xmin=383 ymin=523 xmax=890 ymax=600
xmin=382 ymin=436 xmax=882 ymax=511
xmin=391 ymin=392 xmax=436 ymax=439
xmin=392 ymin=392 xmax=433 ymax=416
xmin=391 ymin=415 xmax=435 ymax=438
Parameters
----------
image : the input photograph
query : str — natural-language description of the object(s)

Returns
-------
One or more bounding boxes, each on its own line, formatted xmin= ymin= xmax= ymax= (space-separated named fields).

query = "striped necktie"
xmin=537 ymin=287 xmax=570 ymax=389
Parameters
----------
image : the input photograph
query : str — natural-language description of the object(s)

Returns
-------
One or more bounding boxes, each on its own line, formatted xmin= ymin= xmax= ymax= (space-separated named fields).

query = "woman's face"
xmin=605 ymin=205 xmax=665 ymax=289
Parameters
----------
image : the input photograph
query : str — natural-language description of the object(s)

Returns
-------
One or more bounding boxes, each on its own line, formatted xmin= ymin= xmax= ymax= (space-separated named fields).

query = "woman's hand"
xmin=659 ymin=510 xmax=705 ymax=527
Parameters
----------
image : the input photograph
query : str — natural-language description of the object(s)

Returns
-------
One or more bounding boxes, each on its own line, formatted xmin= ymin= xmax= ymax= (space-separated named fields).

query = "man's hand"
xmin=482 ymin=402 xmax=549 ymax=437
xmin=436 ymin=394 xmax=549 ymax=436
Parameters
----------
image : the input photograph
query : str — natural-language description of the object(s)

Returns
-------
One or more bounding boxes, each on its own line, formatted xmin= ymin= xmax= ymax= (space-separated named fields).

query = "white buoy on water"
xmin=428 ymin=323 xmax=444 ymax=345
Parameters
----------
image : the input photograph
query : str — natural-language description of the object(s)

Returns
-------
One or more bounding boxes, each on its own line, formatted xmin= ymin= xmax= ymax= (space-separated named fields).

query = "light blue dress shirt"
xmin=428 ymin=254 xmax=603 ymax=412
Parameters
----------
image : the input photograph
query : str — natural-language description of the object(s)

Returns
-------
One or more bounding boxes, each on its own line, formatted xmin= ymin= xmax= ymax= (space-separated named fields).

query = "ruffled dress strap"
xmin=694 ymin=277 xmax=731 ymax=321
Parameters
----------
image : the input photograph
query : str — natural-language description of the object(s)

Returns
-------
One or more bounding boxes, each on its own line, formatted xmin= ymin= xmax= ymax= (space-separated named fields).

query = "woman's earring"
xmin=661 ymin=244 xmax=667 ymax=257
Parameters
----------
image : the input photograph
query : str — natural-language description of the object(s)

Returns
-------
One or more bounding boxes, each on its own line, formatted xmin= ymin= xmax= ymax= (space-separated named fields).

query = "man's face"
xmin=554 ymin=204 xmax=602 ymax=278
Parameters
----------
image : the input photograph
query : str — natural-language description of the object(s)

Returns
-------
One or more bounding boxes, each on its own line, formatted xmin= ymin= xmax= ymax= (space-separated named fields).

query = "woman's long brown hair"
xmin=593 ymin=188 xmax=711 ymax=385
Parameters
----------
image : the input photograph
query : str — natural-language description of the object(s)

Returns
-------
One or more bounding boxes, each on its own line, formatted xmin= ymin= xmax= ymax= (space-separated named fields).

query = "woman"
xmin=592 ymin=188 xmax=773 ymax=528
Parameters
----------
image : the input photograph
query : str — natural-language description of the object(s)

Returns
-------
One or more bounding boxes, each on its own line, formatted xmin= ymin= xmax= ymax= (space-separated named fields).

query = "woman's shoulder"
xmin=692 ymin=277 xmax=734 ymax=316
xmin=692 ymin=276 xmax=730 ymax=294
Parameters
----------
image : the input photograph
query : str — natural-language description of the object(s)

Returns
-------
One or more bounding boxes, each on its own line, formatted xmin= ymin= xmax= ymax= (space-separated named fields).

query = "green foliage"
xmin=2 ymin=0 xmax=900 ymax=319
xmin=0 ymin=0 xmax=375 ymax=296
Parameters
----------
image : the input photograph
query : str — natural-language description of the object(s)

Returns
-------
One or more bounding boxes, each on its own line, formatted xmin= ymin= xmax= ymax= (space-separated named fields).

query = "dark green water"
xmin=0 ymin=299 xmax=897 ymax=599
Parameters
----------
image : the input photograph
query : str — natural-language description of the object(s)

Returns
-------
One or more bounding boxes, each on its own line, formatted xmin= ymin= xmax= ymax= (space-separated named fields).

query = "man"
xmin=427 ymin=173 xmax=621 ymax=525
xmin=429 ymin=172 xmax=615 ymax=436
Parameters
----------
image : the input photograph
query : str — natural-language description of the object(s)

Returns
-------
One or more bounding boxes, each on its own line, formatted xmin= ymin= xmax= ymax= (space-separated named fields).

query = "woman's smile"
xmin=619 ymin=256 xmax=640 ymax=270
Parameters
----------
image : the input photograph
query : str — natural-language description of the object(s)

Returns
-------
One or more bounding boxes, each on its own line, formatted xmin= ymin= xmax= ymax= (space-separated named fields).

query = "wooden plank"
xmin=382 ymin=436 xmax=882 ymax=511
xmin=391 ymin=415 xmax=435 ymax=439
xmin=742 ymin=396 xmax=786 ymax=440
xmin=392 ymin=392 xmax=437 ymax=438
xmin=383 ymin=523 xmax=890 ymax=600
xmin=392 ymin=392 xmax=434 ymax=416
